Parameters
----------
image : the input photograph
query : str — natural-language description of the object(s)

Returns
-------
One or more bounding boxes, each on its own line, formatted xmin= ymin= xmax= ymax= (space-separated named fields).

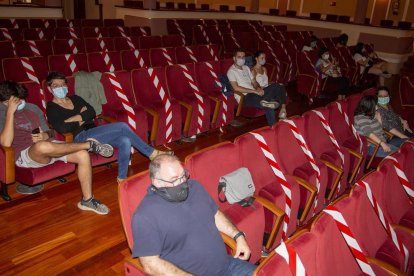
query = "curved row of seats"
xmin=0 ymin=18 xmax=125 ymax=29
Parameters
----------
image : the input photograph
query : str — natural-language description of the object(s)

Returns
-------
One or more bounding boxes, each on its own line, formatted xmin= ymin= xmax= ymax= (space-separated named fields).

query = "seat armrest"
xmin=208 ymin=95 xmax=220 ymax=125
xmin=366 ymin=256 xmax=405 ymax=276
xmin=143 ymin=107 xmax=159 ymax=144
xmin=289 ymin=175 xmax=317 ymax=224
xmin=365 ymin=137 xmax=380 ymax=169
xmin=220 ymin=232 xmax=236 ymax=255
xmin=319 ymin=160 xmax=344 ymax=201
xmin=0 ymin=145 xmax=15 ymax=184
xmin=177 ymin=100 xmax=193 ymax=135
xmin=344 ymin=146 xmax=364 ymax=184
xmin=234 ymin=91 xmax=245 ymax=117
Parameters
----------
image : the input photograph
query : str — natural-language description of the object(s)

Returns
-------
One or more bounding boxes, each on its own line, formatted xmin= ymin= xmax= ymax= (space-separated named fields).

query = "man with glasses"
xmin=131 ymin=154 xmax=256 ymax=275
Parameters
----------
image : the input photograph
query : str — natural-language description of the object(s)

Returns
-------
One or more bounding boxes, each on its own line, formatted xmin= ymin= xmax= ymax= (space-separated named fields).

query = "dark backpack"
xmin=216 ymin=74 xmax=234 ymax=96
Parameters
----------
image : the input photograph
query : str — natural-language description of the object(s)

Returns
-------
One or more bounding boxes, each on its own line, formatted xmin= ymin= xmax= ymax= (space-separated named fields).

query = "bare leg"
xmin=28 ymin=141 xmax=90 ymax=164
xmin=65 ymin=150 xmax=92 ymax=200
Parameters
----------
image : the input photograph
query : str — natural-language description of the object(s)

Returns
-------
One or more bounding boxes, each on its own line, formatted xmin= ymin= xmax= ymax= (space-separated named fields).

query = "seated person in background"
xmin=353 ymin=95 xmax=406 ymax=158
xmin=132 ymin=154 xmax=256 ymax=276
xmin=302 ymin=35 xmax=318 ymax=52
xmin=353 ymin=43 xmax=391 ymax=86
xmin=315 ymin=47 xmax=350 ymax=100
xmin=0 ymin=81 xmax=111 ymax=215
xmin=227 ymin=48 xmax=283 ymax=126
xmin=251 ymin=51 xmax=288 ymax=119
xmin=335 ymin=33 xmax=348 ymax=48
xmin=376 ymin=86 xmax=413 ymax=138
xmin=45 ymin=72 xmax=172 ymax=183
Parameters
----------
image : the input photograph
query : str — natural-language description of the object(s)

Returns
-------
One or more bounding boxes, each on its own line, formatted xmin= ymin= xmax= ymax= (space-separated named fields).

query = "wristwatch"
xmin=233 ymin=231 xmax=246 ymax=241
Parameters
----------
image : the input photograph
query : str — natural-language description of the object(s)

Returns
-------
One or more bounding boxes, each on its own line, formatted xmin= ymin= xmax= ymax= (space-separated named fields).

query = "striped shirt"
xmin=353 ymin=114 xmax=387 ymax=142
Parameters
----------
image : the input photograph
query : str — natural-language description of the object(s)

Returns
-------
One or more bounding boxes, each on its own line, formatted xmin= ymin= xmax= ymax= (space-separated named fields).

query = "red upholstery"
xmin=87 ymin=51 xmax=122 ymax=73
xmin=113 ymin=37 xmax=140 ymax=51
xmin=48 ymin=54 xmax=89 ymax=77
xmin=100 ymin=71 xmax=149 ymax=142
xmin=197 ymin=44 xmax=220 ymax=62
xmin=104 ymin=19 xmax=124 ymax=27
xmin=273 ymin=117 xmax=329 ymax=222
xmin=235 ymin=128 xmax=301 ymax=243
xmin=166 ymin=19 xmax=192 ymax=45
xmin=23 ymin=28 xmax=54 ymax=40
xmin=184 ymin=142 xmax=265 ymax=264
xmin=166 ymin=63 xmax=211 ymax=136
xmin=192 ymin=25 xmax=209 ymax=45
xmin=130 ymin=26 xmax=151 ymax=37
xmin=56 ymin=19 xmax=82 ymax=28
xmin=121 ymin=49 xmax=150 ymax=71
xmin=52 ymin=39 xmax=86 ymax=55
xmin=2 ymin=56 xmax=49 ymax=83
xmin=149 ymin=47 xmax=177 ymax=67
xmin=303 ymin=107 xmax=351 ymax=198
xmin=223 ymin=33 xmax=240 ymax=56
xmin=296 ymin=51 xmax=321 ymax=100
xmin=399 ymin=74 xmax=414 ymax=107
xmin=0 ymin=41 xmax=16 ymax=60
xmin=15 ymin=160 xmax=75 ymax=186
xmin=139 ymin=35 xmax=163 ymax=49
xmin=176 ymin=45 xmax=200 ymax=64
xmin=15 ymin=40 xmax=52 ymax=57
xmin=81 ymin=19 xmax=103 ymax=27
xmin=0 ymin=19 xmax=29 ymax=29
xmin=205 ymin=25 xmax=224 ymax=45
xmin=235 ymin=32 xmax=257 ymax=53
xmin=53 ymin=27 xmax=82 ymax=39
xmin=107 ymin=26 xmax=131 ymax=37
xmin=131 ymin=67 xmax=183 ymax=145
xmin=0 ymin=28 xmax=23 ymax=41
xmin=401 ymin=142 xmax=414 ymax=185
xmin=29 ymin=19 xmax=56 ymax=29
xmin=346 ymin=93 xmax=363 ymax=117
xmin=162 ymin=34 xmax=184 ymax=47
xmin=84 ymin=37 xmax=115 ymax=53
xmin=194 ymin=60 xmax=237 ymax=128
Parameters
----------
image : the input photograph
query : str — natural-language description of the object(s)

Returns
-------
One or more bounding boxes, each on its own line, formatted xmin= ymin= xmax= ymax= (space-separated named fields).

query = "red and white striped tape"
xmin=161 ymin=48 xmax=173 ymax=66
xmin=279 ymin=41 xmax=294 ymax=82
xmin=173 ymin=19 xmax=186 ymax=46
xmin=184 ymin=47 xmax=198 ymax=62
xmin=133 ymin=49 xmax=147 ymax=68
xmin=117 ymin=26 xmax=135 ymax=50
xmin=20 ymin=57 xmax=46 ymax=112
xmin=275 ymin=241 xmax=308 ymax=276
xmin=356 ymin=180 xmax=409 ymax=271
xmin=68 ymin=38 xmax=79 ymax=54
xmin=264 ymin=41 xmax=281 ymax=83
xmin=69 ymin=27 xmax=78 ymax=39
xmin=147 ymin=68 xmax=173 ymax=143
xmin=205 ymin=61 xmax=227 ymax=132
xmin=303 ymin=51 xmax=321 ymax=99
xmin=28 ymin=40 xmax=41 ymax=56
xmin=139 ymin=27 xmax=147 ymax=36
xmin=36 ymin=28 xmax=44 ymax=40
xmin=64 ymin=54 xmax=79 ymax=73
xmin=266 ymin=30 xmax=276 ymax=41
xmin=178 ymin=64 xmax=204 ymax=134
xmin=215 ymin=25 xmax=223 ymax=42
xmin=101 ymin=51 xmax=115 ymax=72
xmin=43 ymin=19 xmax=50 ymax=29
xmin=384 ymin=155 xmax=414 ymax=202
xmin=323 ymin=206 xmax=376 ymax=276
xmin=286 ymin=119 xmax=321 ymax=215
xmin=248 ymin=22 xmax=264 ymax=42
xmin=250 ymin=130 xmax=292 ymax=239
xmin=229 ymin=31 xmax=241 ymax=48
xmin=10 ymin=19 xmax=19 ymax=29
xmin=198 ymin=25 xmax=218 ymax=61
xmin=67 ymin=19 xmax=74 ymax=28
xmin=1 ymin=28 xmax=17 ymax=56
xmin=335 ymin=101 xmax=363 ymax=153
xmin=94 ymin=27 xmax=103 ymax=38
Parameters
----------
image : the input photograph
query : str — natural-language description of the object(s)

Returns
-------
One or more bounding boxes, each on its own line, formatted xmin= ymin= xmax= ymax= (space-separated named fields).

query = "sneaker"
xmin=181 ymin=136 xmax=197 ymax=143
xmin=87 ymin=138 xmax=114 ymax=158
xmin=278 ymin=110 xmax=287 ymax=120
xmin=149 ymin=149 xmax=174 ymax=161
xmin=230 ymin=119 xmax=244 ymax=127
xmin=16 ymin=183 xmax=44 ymax=195
xmin=78 ymin=197 xmax=109 ymax=215
xmin=260 ymin=100 xmax=280 ymax=109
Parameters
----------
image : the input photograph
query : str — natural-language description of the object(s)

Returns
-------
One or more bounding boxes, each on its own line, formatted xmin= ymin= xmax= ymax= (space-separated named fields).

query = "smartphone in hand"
xmin=32 ymin=127 xmax=40 ymax=134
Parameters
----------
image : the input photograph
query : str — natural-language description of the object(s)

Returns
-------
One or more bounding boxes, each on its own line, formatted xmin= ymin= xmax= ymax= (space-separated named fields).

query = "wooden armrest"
xmin=1 ymin=145 xmax=15 ymax=184
xmin=220 ymin=232 xmax=236 ymax=255
xmin=234 ymin=91 xmax=245 ymax=117
xmin=344 ymin=147 xmax=364 ymax=184
xmin=143 ymin=107 xmax=159 ymax=144
xmin=63 ymin=132 xmax=74 ymax=143
xmin=208 ymin=95 xmax=221 ymax=125
xmin=366 ymin=256 xmax=405 ymax=276
xmin=392 ymin=224 xmax=414 ymax=236
xmin=177 ymin=100 xmax=193 ymax=135
xmin=255 ymin=195 xmax=285 ymax=250
xmin=97 ymin=114 xmax=118 ymax=123
xmin=365 ymin=138 xmax=380 ymax=169
xmin=320 ymin=160 xmax=344 ymax=201
xmin=289 ymin=175 xmax=317 ymax=224
xmin=383 ymin=129 xmax=394 ymax=139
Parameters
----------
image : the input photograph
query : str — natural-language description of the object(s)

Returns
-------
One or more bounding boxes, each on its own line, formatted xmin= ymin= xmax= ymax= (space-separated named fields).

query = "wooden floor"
xmin=0 ymin=78 xmax=401 ymax=275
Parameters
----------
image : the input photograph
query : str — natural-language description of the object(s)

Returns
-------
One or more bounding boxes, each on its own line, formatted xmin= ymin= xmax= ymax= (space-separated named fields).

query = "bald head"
xmin=149 ymin=154 xmax=182 ymax=185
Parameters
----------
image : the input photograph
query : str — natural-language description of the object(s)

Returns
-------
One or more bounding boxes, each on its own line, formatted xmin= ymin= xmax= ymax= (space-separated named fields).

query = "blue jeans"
xmin=226 ymin=256 xmax=256 ymax=276
xmin=74 ymin=122 xmax=154 ymax=179
xmin=367 ymin=137 xmax=406 ymax=158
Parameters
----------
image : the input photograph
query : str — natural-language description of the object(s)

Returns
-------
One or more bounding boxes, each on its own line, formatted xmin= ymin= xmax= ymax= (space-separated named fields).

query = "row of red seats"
xmin=399 ymin=74 xmax=414 ymax=129
xmin=118 ymin=89 xmax=414 ymax=274
xmin=0 ymin=18 xmax=125 ymax=29
xmin=0 ymin=26 xmax=151 ymax=41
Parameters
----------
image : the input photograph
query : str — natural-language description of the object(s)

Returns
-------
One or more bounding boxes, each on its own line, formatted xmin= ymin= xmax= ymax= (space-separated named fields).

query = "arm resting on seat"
xmin=220 ymin=232 xmax=237 ymax=255
xmin=289 ymin=175 xmax=317 ymax=224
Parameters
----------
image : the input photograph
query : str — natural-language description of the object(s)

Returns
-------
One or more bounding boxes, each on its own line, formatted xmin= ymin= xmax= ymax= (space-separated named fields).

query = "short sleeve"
xmin=131 ymin=212 xmax=163 ymax=258
xmin=227 ymin=67 xmax=236 ymax=82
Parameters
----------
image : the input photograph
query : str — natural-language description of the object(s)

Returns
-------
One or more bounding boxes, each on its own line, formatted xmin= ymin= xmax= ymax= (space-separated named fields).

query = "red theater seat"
xmin=82 ymin=27 xmax=109 ymax=38
xmin=15 ymin=40 xmax=52 ymax=57
xmin=113 ymin=37 xmax=140 ymax=51
xmin=107 ymin=26 xmax=131 ymax=37
xmin=84 ymin=37 xmax=115 ymax=53
xmin=139 ymin=35 xmax=163 ymax=49
xmin=23 ymin=28 xmax=54 ymax=40
xmin=29 ymin=19 xmax=57 ymax=29
xmin=149 ymin=47 xmax=177 ymax=67
xmin=0 ymin=19 xmax=28 ymax=29
xmin=104 ymin=19 xmax=124 ymax=27
xmin=87 ymin=51 xmax=122 ymax=73
xmin=2 ymin=56 xmax=49 ymax=83
xmin=162 ymin=34 xmax=184 ymax=47
xmin=52 ymin=38 xmax=86 ymax=55
xmin=54 ymin=27 xmax=82 ymax=39
xmin=56 ymin=19 xmax=82 ymax=28
xmin=48 ymin=54 xmax=89 ymax=77
xmin=175 ymin=45 xmax=200 ymax=64
xmin=121 ymin=49 xmax=150 ymax=71
xmin=81 ymin=19 xmax=103 ymax=27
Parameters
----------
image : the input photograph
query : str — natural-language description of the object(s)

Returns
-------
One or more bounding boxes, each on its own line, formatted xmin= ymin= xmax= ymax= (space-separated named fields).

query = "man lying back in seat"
xmin=0 ymin=81 xmax=111 ymax=215
xmin=131 ymin=154 xmax=256 ymax=276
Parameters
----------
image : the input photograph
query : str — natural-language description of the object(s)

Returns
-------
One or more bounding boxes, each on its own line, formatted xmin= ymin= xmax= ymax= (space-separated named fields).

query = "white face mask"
xmin=236 ymin=58 xmax=245 ymax=67
xmin=17 ymin=99 xmax=26 ymax=111
xmin=258 ymin=59 xmax=266 ymax=66
xmin=310 ymin=41 xmax=317 ymax=48
xmin=322 ymin=53 xmax=330 ymax=60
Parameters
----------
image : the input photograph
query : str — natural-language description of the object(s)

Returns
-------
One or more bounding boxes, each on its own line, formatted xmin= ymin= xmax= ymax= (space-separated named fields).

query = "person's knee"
xmin=70 ymin=150 xmax=91 ymax=165
xmin=118 ymin=136 xmax=132 ymax=151
xmin=31 ymin=141 xmax=54 ymax=155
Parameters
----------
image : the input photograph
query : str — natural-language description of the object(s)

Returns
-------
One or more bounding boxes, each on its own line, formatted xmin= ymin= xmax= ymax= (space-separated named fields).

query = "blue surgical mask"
xmin=378 ymin=96 xmax=390 ymax=105
xmin=236 ymin=58 xmax=245 ymax=67
xmin=52 ymin=87 xmax=68 ymax=99
xmin=17 ymin=99 xmax=26 ymax=111
xmin=258 ymin=59 xmax=266 ymax=66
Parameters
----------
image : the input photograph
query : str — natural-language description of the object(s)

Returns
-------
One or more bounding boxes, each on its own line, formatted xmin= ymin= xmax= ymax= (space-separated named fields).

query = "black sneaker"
xmin=87 ymin=138 xmax=114 ymax=158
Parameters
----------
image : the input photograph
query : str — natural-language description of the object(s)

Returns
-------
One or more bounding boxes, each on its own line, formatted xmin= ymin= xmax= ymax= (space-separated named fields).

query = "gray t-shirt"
xmin=353 ymin=114 xmax=386 ymax=142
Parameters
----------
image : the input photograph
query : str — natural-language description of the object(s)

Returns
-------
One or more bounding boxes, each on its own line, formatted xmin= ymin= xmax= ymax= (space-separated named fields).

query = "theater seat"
xmin=52 ymin=38 xmax=86 ymax=55
xmin=121 ymin=49 xmax=150 ymax=71
xmin=2 ymin=56 xmax=49 ymax=83
xmin=86 ymin=51 xmax=122 ymax=73
xmin=15 ymin=40 xmax=52 ymax=57
xmin=48 ymin=54 xmax=89 ymax=77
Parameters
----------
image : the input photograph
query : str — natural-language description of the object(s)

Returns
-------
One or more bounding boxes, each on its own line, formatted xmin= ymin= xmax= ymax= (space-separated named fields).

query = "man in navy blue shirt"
xmin=131 ymin=154 xmax=256 ymax=275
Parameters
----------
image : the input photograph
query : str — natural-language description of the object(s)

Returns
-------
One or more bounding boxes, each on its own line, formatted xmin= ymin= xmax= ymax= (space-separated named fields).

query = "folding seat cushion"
xmin=48 ymin=53 xmax=89 ymax=77
xmin=327 ymin=100 xmax=367 ymax=181
xmin=113 ymin=36 xmax=140 ymax=51
xmin=149 ymin=47 xmax=177 ymax=67
xmin=176 ymin=45 xmax=200 ymax=64
xmin=121 ymin=49 xmax=150 ymax=71
xmin=196 ymin=44 xmax=220 ymax=62
xmin=0 ymin=28 xmax=23 ymax=41
xmin=54 ymin=27 xmax=82 ymax=39
xmin=2 ymin=56 xmax=49 ymax=83
xmin=107 ymin=26 xmax=131 ymax=37
xmin=166 ymin=63 xmax=211 ymax=137
xmin=52 ymin=38 xmax=86 ymax=55
xmin=336 ymin=186 xmax=414 ymax=273
xmin=15 ymin=40 xmax=52 ymax=57
xmin=139 ymin=35 xmax=162 ymax=49
xmin=0 ymin=19 xmax=28 ymax=29
xmin=303 ymin=107 xmax=351 ymax=198
xmin=0 ymin=41 xmax=16 ymax=60
xmin=82 ymin=26 xmax=109 ymax=38
xmin=272 ymin=117 xmax=329 ymax=222
xmin=23 ymin=28 xmax=54 ymax=40
xmin=162 ymin=34 xmax=184 ymax=47
xmin=84 ymin=37 xmax=115 ymax=53
xmin=81 ymin=19 xmax=103 ymax=27
xmin=56 ymin=19 xmax=82 ymax=28
xmin=29 ymin=19 xmax=57 ymax=29
xmin=87 ymin=51 xmax=122 ymax=73
xmin=194 ymin=60 xmax=238 ymax=129
xmin=104 ymin=19 xmax=124 ymax=27
xmin=131 ymin=67 xmax=182 ymax=145
xmin=100 ymin=71 xmax=149 ymax=142
xmin=235 ymin=128 xmax=302 ymax=244
xmin=130 ymin=26 xmax=151 ymax=37
xmin=184 ymin=142 xmax=266 ymax=264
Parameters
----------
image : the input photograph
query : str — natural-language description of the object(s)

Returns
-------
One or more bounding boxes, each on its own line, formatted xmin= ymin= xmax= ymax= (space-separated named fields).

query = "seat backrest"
xmin=149 ymin=47 xmax=177 ymax=67
xmin=220 ymin=58 xmax=234 ymax=74
xmin=399 ymin=74 xmax=414 ymax=106
xmin=165 ymin=63 xmax=200 ymax=100
xmin=29 ymin=19 xmax=57 ymax=29
xmin=104 ymin=19 xmax=124 ymax=27
xmin=84 ymin=37 xmax=115 ymax=53
xmin=139 ymin=35 xmax=163 ymax=49
xmin=81 ymin=19 xmax=103 ymax=27
xmin=130 ymin=26 xmax=151 ymax=37
xmin=121 ymin=49 xmax=150 ymax=71
xmin=194 ymin=60 xmax=221 ymax=96
xmin=326 ymin=100 xmax=354 ymax=144
xmin=23 ymin=28 xmax=54 ymax=40
xmin=162 ymin=34 xmax=184 ymax=47
xmin=400 ymin=142 xmax=414 ymax=184
xmin=82 ymin=26 xmax=109 ymax=38
xmin=131 ymin=67 xmax=169 ymax=106
xmin=101 ymin=70 xmax=138 ymax=107
xmin=52 ymin=38 xmax=86 ymax=55
xmin=205 ymin=25 xmax=223 ymax=45
xmin=15 ymin=40 xmax=52 ymax=57
xmin=0 ymin=19 xmax=28 ymax=29
xmin=0 ymin=41 xmax=16 ymax=60
xmin=0 ymin=28 xmax=23 ymax=41
xmin=113 ymin=36 xmax=140 ymax=51
xmin=22 ymin=81 xmax=48 ymax=111
xmin=197 ymin=44 xmax=220 ymax=62
xmin=48 ymin=53 xmax=89 ymax=77
xmin=346 ymin=93 xmax=363 ymax=119
xmin=53 ymin=27 xmax=82 ymax=39
xmin=107 ymin=26 xmax=131 ymax=37
xmin=56 ymin=19 xmax=82 ymax=28
xmin=87 ymin=51 xmax=122 ymax=73
xmin=2 ymin=56 xmax=49 ymax=82
xmin=176 ymin=45 xmax=200 ymax=64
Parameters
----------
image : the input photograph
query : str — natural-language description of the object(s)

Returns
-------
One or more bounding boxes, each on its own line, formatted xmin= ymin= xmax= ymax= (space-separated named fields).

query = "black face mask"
xmin=152 ymin=181 xmax=189 ymax=202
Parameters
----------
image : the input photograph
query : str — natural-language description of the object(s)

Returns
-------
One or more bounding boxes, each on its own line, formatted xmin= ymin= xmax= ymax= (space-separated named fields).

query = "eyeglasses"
xmin=154 ymin=169 xmax=190 ymax=187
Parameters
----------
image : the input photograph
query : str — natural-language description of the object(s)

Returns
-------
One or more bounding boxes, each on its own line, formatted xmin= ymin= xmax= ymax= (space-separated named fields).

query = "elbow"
xmin=0 ymin=137 xmax=12 ymax=148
